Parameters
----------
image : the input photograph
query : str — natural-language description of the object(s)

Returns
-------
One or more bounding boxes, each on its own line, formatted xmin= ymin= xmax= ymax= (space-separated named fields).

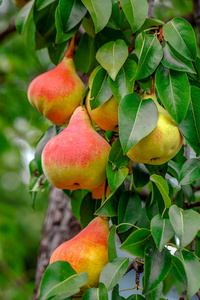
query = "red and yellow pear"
xmin=50 ymin=216 xmax=109 ymax=290
xmin=28 ymin=38 xmax=85 ymax=126
xmin=42 ymin=106 xmax=111 ymax=191
xmin=86 ymin=67 xmax=119 ymax=132
xmin=127 ymin=93 xmax=184 ymax=165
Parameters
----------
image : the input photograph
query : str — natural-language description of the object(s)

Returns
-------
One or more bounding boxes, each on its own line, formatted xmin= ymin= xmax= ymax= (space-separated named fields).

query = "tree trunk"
xmin=33 ymin=187 xmax=82 ymax=300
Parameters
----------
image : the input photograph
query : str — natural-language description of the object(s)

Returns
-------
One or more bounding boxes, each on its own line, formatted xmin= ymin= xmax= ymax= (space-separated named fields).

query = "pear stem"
xmin=65 ymin=36 xmax=75 ymax=59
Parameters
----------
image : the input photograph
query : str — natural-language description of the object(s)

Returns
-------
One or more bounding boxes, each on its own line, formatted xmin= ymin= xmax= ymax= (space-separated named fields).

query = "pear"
xmin=86 ymin=67 xmax=119 ymax=132
xmin=42 ymin=106 xmax=111 ymax=190
xmin=50 ymin=216 xmax=109 ymax=291
xmin=91 ymin=181 xmax=110 ymax=199
xmin=28 ymin=38 xmax=85 ymax=126
xmin=86 ymin=93 xmax=119 ymax=132
xmin=127 ymin=93 xmax=183 ymax=165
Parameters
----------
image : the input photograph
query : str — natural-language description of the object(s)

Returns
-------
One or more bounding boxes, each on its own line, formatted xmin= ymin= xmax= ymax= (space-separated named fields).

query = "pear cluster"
xmin=27 ymin=38 xmax=184 ymax=294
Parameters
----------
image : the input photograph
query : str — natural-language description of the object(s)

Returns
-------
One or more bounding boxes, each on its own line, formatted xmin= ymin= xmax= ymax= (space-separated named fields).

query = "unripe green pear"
xmin=42 ymin=106 xmax=111 ymax=191
xmin=50 ymin=216 xmax=109 ymax=291
xmin=127 ymin=93 xmax=184 ymax=165
xmin=86 ymin=67 xmax=119 ymax=132
xmin=28 ymin=40 xmax=85 ymax=126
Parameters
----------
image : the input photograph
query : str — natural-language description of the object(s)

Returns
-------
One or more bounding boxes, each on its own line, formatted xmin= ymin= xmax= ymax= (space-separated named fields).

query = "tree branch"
xmin=32 ymin=187 xmax=82 ymax=300
xmin=148 ymin=0 xmax=155 ymax=18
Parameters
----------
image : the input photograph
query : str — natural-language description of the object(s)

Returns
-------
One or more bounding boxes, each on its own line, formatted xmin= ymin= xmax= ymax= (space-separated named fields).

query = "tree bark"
xmin=32 ymin=187 xmax=82 ymax=300
xmin=148 ymin=0 xmax=155 ymax=18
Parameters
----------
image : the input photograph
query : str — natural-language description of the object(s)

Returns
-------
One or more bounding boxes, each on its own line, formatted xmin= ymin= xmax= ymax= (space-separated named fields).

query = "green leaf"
xmin=80 ymin=192 xmax=97 ymax=228
xmin=82 ymin=283 xmax=108 ymax=299
xmin=179 ymin=86 xmax=200 ymax=155
xmin=143 ymin=245 xmax=171 ymax=294
xmin=120 ymin=0 xmax=148 ymax=32
xmin=135 ymin=34 xmax=163 ymax=80
xmin=35 ymin=126 xmax=57 ymax=171
xmin=171 ymin=255 xmax=187 ymax=287
xmin=169 ymin=205 xmax=200 ymax=248
xmin=150 ymin=175 xmax=172 ymax=209
xmin=108 ymin=226 xmax=117 ymax=261
xmin=151 ymin=215 xmax=174 ymax=251
xmin=59 ymin=0 xmax=87 ymax=33
xmin=29 ymin=159 xmax=49 ymax=193
xmin=96 ymin=40 xmax=128 ymax=81
xmin=75 ymin=33 xmax=97 ymax=74
xmin=176 ymin=250 xmax=200 ymax=298
xmin=100 ymin=257 xmax=129 ymax=291
xmin=120 ymin=228 xmax=152 ymax=258
xmin=108 ymin=59 xmax=137 ymax=103
xmin=145 ymin=282 xmax=163 ymax=300
xmin=163 ymin=17 xmax=197 ymax=61
xmin=112 ymin=284 xmax=126 ymax=300
xmin=162 ymin=43 xmax=196 ymax=74
xmin=106 ymin=162 xmax=128 ymax=192
xmin=132 ymin=163 xmax=150 ymax=188
xmin=119 ymin=93 xmax=158 ymax=154
xmin=39 ymin=261 xmax=89 ymax=300
xmin=81 ymin=0 xmax=112 ymax=33
xmin=109 ymin=138 xmax=130 ymax=169
xmin=70 ymin=189 xmax=88 ymax=221
xmin=55 ymin=8 xmax=78 ymax=44
xmin=155 ymin=65 xmax=190 ymax=124
xmin=95 ymin=191 xmax=118 ymax=217
xmin=118 ymin=191 xmax=142 ymax=233
xmin=90 ymin=67 xmax=112 ymax=109
xmin=127 ymin=296 xmax=146 ymax=300
xmin=179 ymin=158 xmax=200 ymax=185
xmin=36 ymin=0 xmax=57 ymax=10
xmin=15 ymin=1 xmax=36 ymax=50
xmin=139 ymin=18 xmax=165 ymax=32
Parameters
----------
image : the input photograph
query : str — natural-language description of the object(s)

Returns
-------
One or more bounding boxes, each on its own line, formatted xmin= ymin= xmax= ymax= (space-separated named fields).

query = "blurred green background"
xmin=0 ymin=0 xmax=195 ymax=299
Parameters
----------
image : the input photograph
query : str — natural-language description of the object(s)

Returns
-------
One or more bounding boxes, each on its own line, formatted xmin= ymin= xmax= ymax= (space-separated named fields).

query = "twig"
xmin=148 ymin=0 xmax=155 ymax=19
xmin=184 ymin=201 xmax=200 ymax=209
xmin=196 ymin=291 xmax=200 ymax=299
xmin=179 ymin=290 xmax=187 ymax=300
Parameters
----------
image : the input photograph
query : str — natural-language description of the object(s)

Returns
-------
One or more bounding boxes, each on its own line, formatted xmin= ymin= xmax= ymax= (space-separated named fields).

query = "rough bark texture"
xmin=33 ymin=187 xmax=82 ymax=300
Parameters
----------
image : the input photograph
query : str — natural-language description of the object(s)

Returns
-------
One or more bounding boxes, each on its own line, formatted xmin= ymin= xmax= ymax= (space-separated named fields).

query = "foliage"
xmin=2 ymin=0 xmax=200 ymax=299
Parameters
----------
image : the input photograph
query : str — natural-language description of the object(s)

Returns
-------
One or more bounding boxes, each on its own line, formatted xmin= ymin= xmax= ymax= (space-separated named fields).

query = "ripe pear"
xmin=86 ymin=92 xmax=119 ymax=132
xmin=50 ymin=216 xmax=109 ymax=290
xmin=127 ymin=93 xmax=183 ymax=165
xmin=91 ymin=181 xmax=110 ymax=199
xmin=28 ymin=39 xmax=85 ymax=126
xmin=42 ymin=106 xmax=111 ymax=190
xmin=86 ymin=67 xmax=119 ymax=132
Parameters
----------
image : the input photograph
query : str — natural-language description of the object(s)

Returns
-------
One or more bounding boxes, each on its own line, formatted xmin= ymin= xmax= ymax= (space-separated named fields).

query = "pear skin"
xmin=42 ymin=106 xmax=111 ymax=190
xmin=127 ymin=94 xmax=184 ymax=165
xmin=50 ymin=216 xmax=109 ymax=290
xmin=86 ymin=91 xmax=119 ymax=132
xmin=28 ymin=43 xmax=85 ymax=126
xmin=91 ymin=181 xmax=110 ymax=199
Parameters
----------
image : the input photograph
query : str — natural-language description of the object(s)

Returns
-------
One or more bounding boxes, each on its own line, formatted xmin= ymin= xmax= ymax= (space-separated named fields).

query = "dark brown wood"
xmin=32 ymin=187 xmax=82 ymax=300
